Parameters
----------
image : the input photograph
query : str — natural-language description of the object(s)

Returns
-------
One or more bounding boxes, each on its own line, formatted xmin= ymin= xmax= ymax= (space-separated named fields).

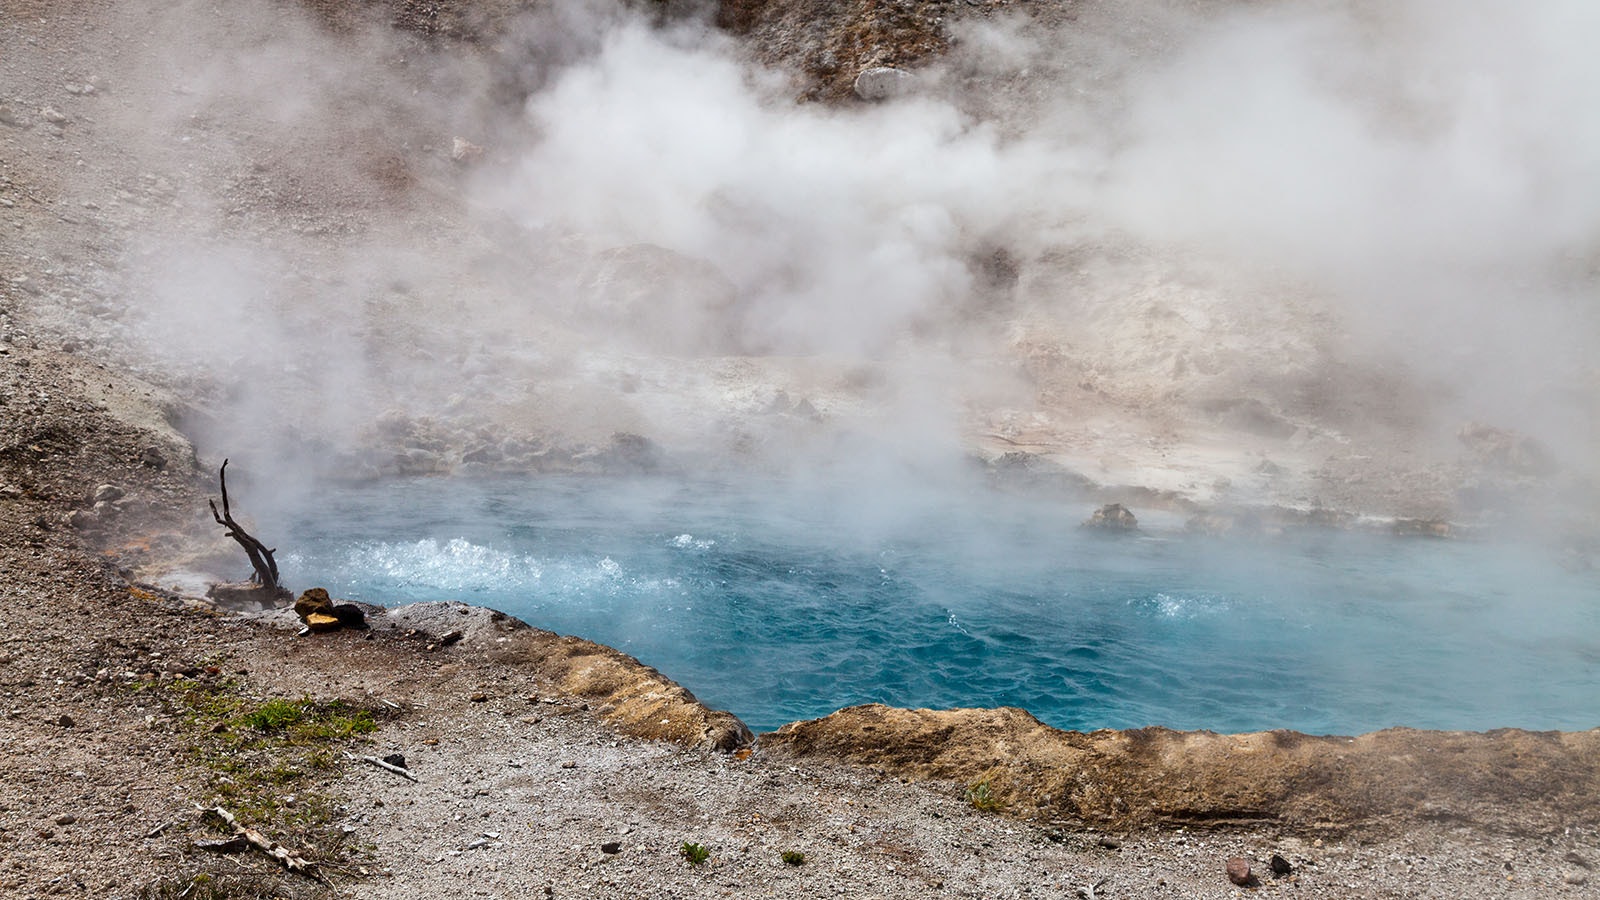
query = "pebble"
xmin=56 ymin=714 xmax=74 ymax=727
xmin=1226 ymin=856 xmax=1255 ymax=886
xmin=54 ymin=814 xmax=76 ymax=826
xmin=601 ymin=841 xmax=622 ymax=854
xmin=1270 ymin=853 xmax=1293 ymax=876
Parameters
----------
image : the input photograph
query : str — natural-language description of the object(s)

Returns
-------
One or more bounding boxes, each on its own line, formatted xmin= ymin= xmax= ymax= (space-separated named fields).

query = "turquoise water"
xmin=277 ymin=474 xmax=1600 ymax=735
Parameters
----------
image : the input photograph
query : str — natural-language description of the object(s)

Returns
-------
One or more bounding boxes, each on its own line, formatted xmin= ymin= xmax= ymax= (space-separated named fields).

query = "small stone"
xmin=560 ymin=761 xmax=577 ymax=769
xmin=1270 ymin=854 xmax=1292 ymax=876
xmin=1226 ymin=857 xmax=1256 ymax=887
xmin=601 ymin=841 xmax=621 ymax=854
xmin=139 ymin=446 xmax=166 ymax=469
xmin=1566 ymin=871 xmax=1590 ymax=886
xmin=56 ymin=714 xmax=74 ymax=727
xmin=93 ymin=484 xmax=124 ymax=503
xmin=40 ymin=107 xmax=68 ymax=125
xmin=53 ymin=814 xmax=76 ymax=826
xmin=1566 ymin=851 xmax=1592 ymax=870
xmin=1097 ymin=836 xmax=1121 ymax=850
xmin=466 ymin=837 xmax=491 ymax=850
xmin=469 ymin=693 xmax=489 ymax=703
xmin=382 ymin=753 xmax=407 ymax=769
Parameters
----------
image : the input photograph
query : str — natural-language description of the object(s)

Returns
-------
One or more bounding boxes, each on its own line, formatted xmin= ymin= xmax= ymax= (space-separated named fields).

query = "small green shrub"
xmin=238 ymin=698 xmax=304 ymax=731
xmin=966 ymin=780 xmax=1001 ymax=812
xmin=780 ymin=850 xmax=805 ymax=866
xmin=681 ymin=842 xmax=711 ymax=866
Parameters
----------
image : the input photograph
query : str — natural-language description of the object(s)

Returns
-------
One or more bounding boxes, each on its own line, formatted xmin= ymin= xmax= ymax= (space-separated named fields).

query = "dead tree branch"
xmin=197 ymin=805 xmax=316 ymax=875
xmin=209 ymin=458 xmax=282 ymax=591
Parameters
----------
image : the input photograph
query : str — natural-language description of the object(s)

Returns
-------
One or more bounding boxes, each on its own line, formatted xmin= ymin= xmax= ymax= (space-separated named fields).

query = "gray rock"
xmin=93 ymin=484 xmax=123 ymax=503
xmin=854 ymin=66 xmax=917 ymax=101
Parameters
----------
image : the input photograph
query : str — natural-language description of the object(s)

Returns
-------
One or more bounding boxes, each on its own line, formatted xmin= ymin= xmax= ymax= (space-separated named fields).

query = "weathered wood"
xmin=197 ymin=805 xmax=315 ymax=875
xmin=348 ymin=752 xmax=419 ymax=782
xmin=208 ymin=458 xmax=283 ymax=592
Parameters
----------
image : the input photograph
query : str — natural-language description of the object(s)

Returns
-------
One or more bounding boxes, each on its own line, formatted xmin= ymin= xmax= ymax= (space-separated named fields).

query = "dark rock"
xmin=1226 ymin=857 xmax=1257 ymax=887
xmin=382 ymin=753 xmax=407 ymax=769
xmin=331 ymin=603 xmax=368 ymax=629
xmin=1097 ymin=835 xmax=1121 ymax=850
xmin=53 ymin=814 xmax=76 ymax=826
xmin=56 ymin=714 xmax=75 ymax=727
xmin=601 ymin=841 xmax=622 ymax=854
xmin=1083 ymin=503 xmax=1138 ymax=532
xmin=139 ymin=446 xmax=166 ymax=469
xmin=1270 ymin=853 xmax=1292 ymax=876
xmin=437 ymin=629 xmax=464 ymax=647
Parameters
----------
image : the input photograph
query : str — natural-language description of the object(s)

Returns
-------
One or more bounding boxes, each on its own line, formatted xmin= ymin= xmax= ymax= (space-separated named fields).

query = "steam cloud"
xmin=60 ymin=0 xmax=1599 ymax=521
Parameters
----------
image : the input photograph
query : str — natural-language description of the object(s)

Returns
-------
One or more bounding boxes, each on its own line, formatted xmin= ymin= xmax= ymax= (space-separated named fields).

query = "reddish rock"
xmin=1226 ymin=856 xmax=1257 ymax=887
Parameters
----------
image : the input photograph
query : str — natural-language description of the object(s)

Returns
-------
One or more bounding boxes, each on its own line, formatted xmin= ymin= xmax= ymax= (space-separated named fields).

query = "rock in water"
xmin=1226 ymin=856 xmax=1256 ymax=887
xmin=1084 ymin=503 xmax=1138 ymax=532
xmin=853 ymin=66 xmax=916 ymax=101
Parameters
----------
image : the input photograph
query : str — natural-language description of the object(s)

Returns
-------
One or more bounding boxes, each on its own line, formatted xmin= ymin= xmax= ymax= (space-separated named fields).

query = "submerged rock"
xmin=1083 ymin=503 xmax=1138 ymax=532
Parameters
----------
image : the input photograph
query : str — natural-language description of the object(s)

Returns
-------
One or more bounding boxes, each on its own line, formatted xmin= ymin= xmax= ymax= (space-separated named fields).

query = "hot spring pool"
xmin=276 ymin=474 xmax=1600 ymax=735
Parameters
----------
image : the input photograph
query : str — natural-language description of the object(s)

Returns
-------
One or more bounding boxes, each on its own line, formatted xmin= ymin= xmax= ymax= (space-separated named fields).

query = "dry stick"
xmin=347 ymin=752 xmax=418 ymax=782
xmin=196 ymin=805 xmax=315 ymax=875
xmin=208 ymin=458 xmax=281 ymax=590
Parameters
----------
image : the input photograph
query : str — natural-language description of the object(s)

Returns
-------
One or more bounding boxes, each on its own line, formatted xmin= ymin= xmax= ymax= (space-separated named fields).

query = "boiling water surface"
xmin=278 ymin=474 xmax=1600 ymax=735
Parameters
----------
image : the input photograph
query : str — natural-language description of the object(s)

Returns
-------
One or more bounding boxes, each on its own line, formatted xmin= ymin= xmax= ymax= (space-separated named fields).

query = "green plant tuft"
xmin=781 ymin=849 xmax=805 ymax=866
xmin=966 ymin=780 xmax=1001 ymax=812
xmin=681 ymin=841 xmax=711 ymax=866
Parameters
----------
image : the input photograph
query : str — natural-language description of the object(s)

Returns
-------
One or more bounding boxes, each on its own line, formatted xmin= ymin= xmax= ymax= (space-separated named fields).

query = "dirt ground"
xmin=3 ymin=2 xmax=1599 ymax=898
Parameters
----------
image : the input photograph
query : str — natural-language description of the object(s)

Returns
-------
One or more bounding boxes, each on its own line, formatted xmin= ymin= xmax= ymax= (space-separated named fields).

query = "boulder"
xmin=294 ymin=588 xmax=366 ymax=631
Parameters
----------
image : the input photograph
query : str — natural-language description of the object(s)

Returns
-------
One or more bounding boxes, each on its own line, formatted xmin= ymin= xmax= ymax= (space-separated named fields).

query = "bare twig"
xmin=208 ymin=458 xmax=283 ymax=592
xmin=196 ymin=805 xmax=315 ymax=875
xmin=347 ymin=752 xmax=418 ymax=782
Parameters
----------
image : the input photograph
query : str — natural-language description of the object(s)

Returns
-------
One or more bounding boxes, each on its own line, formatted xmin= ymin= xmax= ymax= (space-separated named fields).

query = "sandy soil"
xmin=3 ymin=2 xmax=1599 ymax=899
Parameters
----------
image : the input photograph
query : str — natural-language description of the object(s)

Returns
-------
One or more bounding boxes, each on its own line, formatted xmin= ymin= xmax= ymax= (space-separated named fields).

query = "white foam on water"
xmin=1134 ymin=591 xmax=1233 ymax=620
xmin=339 ymin=538 xmax=544 ymax=594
